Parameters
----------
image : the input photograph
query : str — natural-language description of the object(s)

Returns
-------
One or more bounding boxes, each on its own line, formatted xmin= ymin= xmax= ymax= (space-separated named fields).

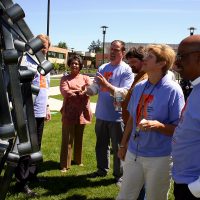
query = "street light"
xmin=47 ymin=0 xmax=50 ymax=36
xmin=101 ymin=26 xmax=108 ymax=64
xmin=46 ymin=0 xmax=50 ymax=60
xmin=188 ymin=27 xmax=196 ymax=35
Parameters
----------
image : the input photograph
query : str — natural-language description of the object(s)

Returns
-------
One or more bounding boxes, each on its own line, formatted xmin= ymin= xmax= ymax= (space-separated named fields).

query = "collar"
xmin=110 ymin=60 xmax=124 ymax=67
xmin=146 ymin=74 xmax=169 ymax=89
xmin=191 ymin=76 xmax=200 ymax=86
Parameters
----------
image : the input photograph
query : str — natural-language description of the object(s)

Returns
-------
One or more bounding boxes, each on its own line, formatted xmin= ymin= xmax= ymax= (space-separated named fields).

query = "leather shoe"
xmin=23 ymin=185 xmax=38 ymax=197
xmin=88 ymin=171 xmax=107 ymax=178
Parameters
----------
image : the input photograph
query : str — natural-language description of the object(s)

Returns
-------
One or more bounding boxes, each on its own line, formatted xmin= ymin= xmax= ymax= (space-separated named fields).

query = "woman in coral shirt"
xmin=60 ymin=55 xmax=92 ymax=172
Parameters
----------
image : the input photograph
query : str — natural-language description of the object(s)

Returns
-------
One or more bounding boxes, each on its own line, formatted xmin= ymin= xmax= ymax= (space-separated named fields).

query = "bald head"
xmin=174 ymin=34 xmax=200 ymax=81
xmin=179 ymin=35 xmax=200 ymax=53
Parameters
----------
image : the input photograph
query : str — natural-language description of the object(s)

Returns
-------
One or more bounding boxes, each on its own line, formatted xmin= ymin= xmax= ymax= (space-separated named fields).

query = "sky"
xmin=14 ymin=0 xmax=200 ymax=52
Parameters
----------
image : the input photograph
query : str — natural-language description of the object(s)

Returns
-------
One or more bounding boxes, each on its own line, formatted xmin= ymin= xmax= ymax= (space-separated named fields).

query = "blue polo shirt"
xmin=172 ymin=77 xmax=200 ymax=184
xmin=128 ymin=75 xmax=185 ymax=157
xmin=95 ymin=61 xmax=134 ymax=122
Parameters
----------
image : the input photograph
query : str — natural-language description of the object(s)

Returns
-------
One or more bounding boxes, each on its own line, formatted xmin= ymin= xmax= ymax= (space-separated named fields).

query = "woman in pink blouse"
xmin=60 ymin=55 xmax=92 ymax=172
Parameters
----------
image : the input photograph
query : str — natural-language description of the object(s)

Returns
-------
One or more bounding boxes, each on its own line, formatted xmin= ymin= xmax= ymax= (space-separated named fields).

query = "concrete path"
xmin=49 ymin=86 xmax=96 ymax=113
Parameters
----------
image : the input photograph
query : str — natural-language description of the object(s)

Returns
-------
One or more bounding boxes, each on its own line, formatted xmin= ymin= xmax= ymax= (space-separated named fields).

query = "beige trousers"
xmin=116 ymin=151 xmax=171 ymax=200
xmin=60 ymin=124 xmax=85 ymax=169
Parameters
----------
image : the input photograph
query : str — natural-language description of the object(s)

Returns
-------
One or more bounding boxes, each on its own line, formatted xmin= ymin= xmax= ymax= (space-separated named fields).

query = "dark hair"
xmin=125 ymin=46 xmax=146 ymax=61
xmin=111 ymin=40 xmax=126 ymax=51
xmin=67 ymin=55 xmax=83 ymax=70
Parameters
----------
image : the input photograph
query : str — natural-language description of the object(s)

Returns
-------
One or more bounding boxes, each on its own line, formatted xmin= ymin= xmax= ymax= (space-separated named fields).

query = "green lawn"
xmin=5 ymin=111 xmax=175 ymax=199
xmin=50 ymin=94 xmax=98 ymax=103
xmin=6 ymin=114 xmax=119 ymax=200
xmin=4 ymin=80 xmax=174 ymax=199
xmin=50 ymin=79 xmax=61 ymax=87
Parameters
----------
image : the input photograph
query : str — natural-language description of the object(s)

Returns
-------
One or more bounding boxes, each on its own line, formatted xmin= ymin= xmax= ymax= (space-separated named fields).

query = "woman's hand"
xmin=45 ymin=106 xmax=51 ymax=121
xmin=138 ymin=118 xmax=176 ymax=136
xmin=69 ymin=89 xmax=81 ymax=96
xmin=118 ymin=146 xmax=127 ymax=161
xmin=138 ymin=118 xmax=158 ymax=131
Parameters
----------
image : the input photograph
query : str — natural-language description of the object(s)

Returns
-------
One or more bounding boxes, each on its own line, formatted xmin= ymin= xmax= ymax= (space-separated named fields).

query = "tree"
xmin=88 ymin=39 xmax=102 ymax=53
xmin=52 ymin=62 xmax=66 ymax=73
xmin=57 ymin=41 xmax=68 ymax=49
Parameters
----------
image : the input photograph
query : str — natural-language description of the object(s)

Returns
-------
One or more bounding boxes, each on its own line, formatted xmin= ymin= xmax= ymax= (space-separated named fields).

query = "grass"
xmin=5 ymin=112 xmax=175 ymax=199
xmin=6 ymin=113 xmax=174 ymax=200
xmin=6 ymin=115 xmax=119 ymax=200
xmin=3 ymin=78 xmax=175 ymax=199
xmin=50 ymin=94 xmax=98 ymax=103
xmin=50 ymin=79 xmax=61 ymax=87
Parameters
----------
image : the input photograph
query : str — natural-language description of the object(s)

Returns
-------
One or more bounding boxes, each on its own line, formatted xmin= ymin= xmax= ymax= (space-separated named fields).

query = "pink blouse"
xmin=60 ymin=74 xmax=92 ymax=125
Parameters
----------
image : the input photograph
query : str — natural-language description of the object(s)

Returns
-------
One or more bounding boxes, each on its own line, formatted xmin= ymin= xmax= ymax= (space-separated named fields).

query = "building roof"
xmin=49 ymin=46 xmax=68 ymax=54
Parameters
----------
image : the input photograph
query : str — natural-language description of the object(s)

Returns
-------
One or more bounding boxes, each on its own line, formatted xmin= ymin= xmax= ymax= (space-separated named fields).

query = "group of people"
xmin=58 ymin=35 xmax=200 ymax=200
xmin=12 ymin=33 xmax=200 ymax=200
xmin=57 ymin=36 xmax=200 ymax=200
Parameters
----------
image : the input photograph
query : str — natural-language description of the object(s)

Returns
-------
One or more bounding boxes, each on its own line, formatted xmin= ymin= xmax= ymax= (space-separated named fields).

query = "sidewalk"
xmin=49 ymin=86 xmax=96 ymax=114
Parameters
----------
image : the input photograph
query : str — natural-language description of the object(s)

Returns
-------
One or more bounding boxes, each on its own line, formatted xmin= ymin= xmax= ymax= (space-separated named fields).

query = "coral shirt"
xmin=60 ymin=73 xmax=92 ymax=125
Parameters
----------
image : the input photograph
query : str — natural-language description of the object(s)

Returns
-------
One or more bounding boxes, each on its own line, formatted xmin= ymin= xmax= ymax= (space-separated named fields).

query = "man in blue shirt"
xmin=89 ymin=40 xmax=134 ymax=186
xmin=172 ymin=35 xmax=200 ymax=199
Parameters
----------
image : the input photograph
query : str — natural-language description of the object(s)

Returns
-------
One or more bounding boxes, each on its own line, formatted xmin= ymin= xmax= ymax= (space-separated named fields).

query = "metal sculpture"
xmin=0 ymin=1 xmax=53 ymax=199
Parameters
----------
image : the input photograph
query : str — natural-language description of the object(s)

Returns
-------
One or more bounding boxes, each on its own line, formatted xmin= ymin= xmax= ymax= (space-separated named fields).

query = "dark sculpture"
xmin=0 ymin=0 xmax=53 ymax=199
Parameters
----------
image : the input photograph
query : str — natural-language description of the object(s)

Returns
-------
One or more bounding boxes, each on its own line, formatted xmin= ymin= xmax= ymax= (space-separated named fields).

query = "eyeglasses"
xmin=176 ymin=51 xmax=200 ymax=62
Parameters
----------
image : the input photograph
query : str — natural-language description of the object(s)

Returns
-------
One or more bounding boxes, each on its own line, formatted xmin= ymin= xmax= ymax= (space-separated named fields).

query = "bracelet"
xmin=119 ymin=144 xmax=125 ymax=148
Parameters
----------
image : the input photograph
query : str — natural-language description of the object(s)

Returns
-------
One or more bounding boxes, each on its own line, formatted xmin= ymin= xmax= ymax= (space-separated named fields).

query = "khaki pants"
xmin=60 ymin=124 xmax=85 ymax=169
xmin=116 ymin=151 xmax=171 ymax=200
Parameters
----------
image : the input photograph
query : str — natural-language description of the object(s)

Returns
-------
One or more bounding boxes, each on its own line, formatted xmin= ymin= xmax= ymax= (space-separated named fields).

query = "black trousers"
xmin=15 ymin=117 xmax=45 ymax=186
xmin=35 ymin=117 xmax=45 ymax=150
xmin=174 ymin=182 xmax=200 ymax=200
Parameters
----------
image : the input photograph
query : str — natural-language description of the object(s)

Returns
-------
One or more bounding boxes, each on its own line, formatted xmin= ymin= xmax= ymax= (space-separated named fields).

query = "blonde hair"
xmin=147 ymin=44 xmax=175 ymax=72
xmin=36 ymin=34 xmax=51 ymax=47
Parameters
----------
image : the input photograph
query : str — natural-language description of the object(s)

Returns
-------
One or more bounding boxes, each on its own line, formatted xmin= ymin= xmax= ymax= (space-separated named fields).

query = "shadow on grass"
xmin=61 ymin=195 xmax=114 ymax=200
xmin=26 ymin=174 xmax=115 ymax=197
xmin=38 ymin=160 xmax=60 ymax=173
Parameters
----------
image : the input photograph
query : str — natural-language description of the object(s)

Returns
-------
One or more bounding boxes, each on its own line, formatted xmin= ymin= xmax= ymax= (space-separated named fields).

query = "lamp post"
xmin=188 ymin=27 xmax=196 ymax=35
xmin=47 ymin=0 xmax=50 ymax=36
xmin=101 ymin=26 xmax=108 ymax=64
xmin=46 ymin=0 xmax=50 ymax=60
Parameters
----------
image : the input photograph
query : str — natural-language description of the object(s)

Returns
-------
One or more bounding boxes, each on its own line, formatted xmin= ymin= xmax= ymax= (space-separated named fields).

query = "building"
xmin=96 ymin=42 xmax=178 ymax=67
xmin=48 ymin=46 xmax=68 ymax=67
xmin=73 ymin=51 xmax=96 ymax=68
